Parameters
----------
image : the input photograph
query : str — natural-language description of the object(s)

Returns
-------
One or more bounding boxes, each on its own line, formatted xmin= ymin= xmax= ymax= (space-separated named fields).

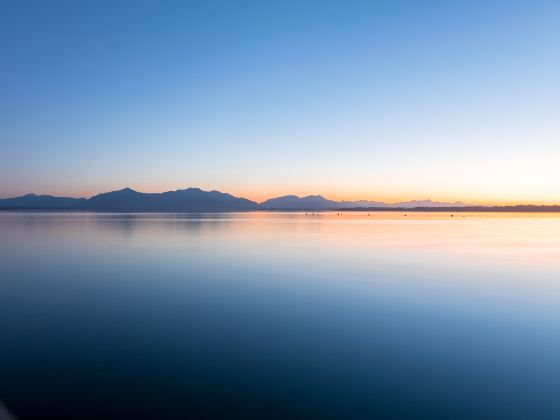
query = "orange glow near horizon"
xmin=7 ymin=182 xmax=558 ymax=207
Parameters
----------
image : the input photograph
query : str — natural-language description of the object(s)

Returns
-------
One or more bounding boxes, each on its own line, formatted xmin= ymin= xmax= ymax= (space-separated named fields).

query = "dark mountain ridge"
xmin=84 ymin=187 xmax=259 ymax=212
xmin=1 ymin=188 xmax=558 ymax=212
xmin=0 ymin=188 xmax=258 ymax=212
xmin=0 ymin=193 xmax=86 ymax=209
xmin=260 ymin=195 xmax=467 ymax=210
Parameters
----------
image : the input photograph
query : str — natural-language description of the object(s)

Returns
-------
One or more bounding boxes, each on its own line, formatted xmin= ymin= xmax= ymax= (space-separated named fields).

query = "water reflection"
xmin=1 ymin=212 xmax=560 ymax=419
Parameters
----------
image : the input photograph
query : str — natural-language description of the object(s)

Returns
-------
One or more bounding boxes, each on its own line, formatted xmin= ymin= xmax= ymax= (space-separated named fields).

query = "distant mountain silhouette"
xmin=1 ymin=188 xmax=558 ymax=212
xmin=0 ymin=193 xmax=85 ymax=209
xmin=0 ymin=188 xmax=258 ymax=212
xmin=260 ymin=195 xmax=467 ymax=210
xmin=84 ymin=188 xmax=259 ymax=212
xmin=392 ymin=199 xmax=467 ymax=208
xmin=261 ymin=195 xmax=340 ymax=210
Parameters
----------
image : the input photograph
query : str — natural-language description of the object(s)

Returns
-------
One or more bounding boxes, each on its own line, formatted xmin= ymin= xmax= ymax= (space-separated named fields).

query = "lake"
xmin=1 ymin=212 xmax=560 ymax=419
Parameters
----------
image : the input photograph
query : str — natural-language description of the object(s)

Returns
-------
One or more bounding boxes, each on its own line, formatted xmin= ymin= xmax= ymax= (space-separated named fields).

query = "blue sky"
xmin=1 ymin=0 xmax=559 ymax=203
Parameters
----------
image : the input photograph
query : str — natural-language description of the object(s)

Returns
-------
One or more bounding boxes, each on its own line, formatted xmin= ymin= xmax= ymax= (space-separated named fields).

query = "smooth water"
xmin=1 ymin=212 xmax=560 ymax=419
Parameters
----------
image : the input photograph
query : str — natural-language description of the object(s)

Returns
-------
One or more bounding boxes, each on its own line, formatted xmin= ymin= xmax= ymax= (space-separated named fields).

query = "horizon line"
xmin=1 ymin=186 xmax=560 ymax=207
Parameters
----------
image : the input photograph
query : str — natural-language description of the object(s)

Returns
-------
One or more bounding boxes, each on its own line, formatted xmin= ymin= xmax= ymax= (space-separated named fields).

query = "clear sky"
xmin=1 ymin=0 xmax=559 ymax=204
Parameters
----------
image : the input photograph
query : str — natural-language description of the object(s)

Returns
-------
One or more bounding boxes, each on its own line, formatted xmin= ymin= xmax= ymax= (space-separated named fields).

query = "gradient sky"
xmin=1 ymin=0 xmax=559 ymax=204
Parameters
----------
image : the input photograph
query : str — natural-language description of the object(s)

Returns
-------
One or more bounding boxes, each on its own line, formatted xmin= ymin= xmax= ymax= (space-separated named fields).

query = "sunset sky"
xmin=1 ymin=0 xmax=559 ymax=204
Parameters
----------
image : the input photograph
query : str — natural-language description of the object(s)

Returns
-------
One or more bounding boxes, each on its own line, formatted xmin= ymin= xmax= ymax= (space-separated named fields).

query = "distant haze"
xmin=1 ymin=186 xmax=557 ymax=213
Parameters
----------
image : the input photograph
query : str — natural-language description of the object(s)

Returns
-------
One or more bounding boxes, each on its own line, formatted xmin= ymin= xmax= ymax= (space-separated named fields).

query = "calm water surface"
xmin=1 ymin=212 xmax=560 ymax=419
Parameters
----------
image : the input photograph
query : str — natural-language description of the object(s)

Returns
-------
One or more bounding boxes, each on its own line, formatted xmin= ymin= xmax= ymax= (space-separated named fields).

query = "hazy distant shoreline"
xmin=1 ymin=187 xmax=559 ymax=212
xmin=337 ymin=206 xmax=560 ymax=213
xmin=2 ymin=207 xmax=560 ymax=213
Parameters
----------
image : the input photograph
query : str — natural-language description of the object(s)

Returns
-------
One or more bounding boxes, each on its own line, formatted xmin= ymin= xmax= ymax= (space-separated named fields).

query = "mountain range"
xmin=260 ymin=195 xmax=468 ymax=210
xmin=0 ymin=188 xmax=470 ymax=212
xmin=1 ymin=188 xmax=559 ymax=212
xmin=0 ymin=188 xmax=258 ymax=212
